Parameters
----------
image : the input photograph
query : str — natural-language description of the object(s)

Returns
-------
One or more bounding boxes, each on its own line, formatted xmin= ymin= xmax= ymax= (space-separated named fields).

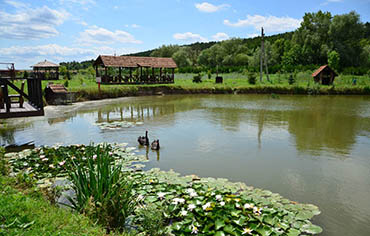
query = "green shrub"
xmin=288 ymin=74 xmax=295 ymax=85
xmin=64 ymin=79 xmax=69 ymax=87
xmin=67 ymin=144 xmax=137 ymax=232
xmin=192 ymin=73 xmax=202 ymax=83
xmin=207 ymin=70 xmax=212 ymax=80
xmin=248 ymin=72 xmax=256 ymax=85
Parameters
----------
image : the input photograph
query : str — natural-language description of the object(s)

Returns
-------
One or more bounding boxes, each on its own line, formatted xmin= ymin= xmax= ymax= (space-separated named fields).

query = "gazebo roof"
xmin=312 ymin=65 xmax=338 ymax=78
xmin=32 ymin=60 xmax=59 ymax=68
xmin=94 ymin=55 xmax=177 ymax=68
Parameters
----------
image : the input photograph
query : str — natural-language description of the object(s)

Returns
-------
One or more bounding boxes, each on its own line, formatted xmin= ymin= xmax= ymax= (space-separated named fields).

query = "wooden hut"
xmin=44 ymin=83 xmax=73 ymax=105
xmin=93 ymin=55 xmax=177 ymax=84
xmin=312 ymin=65 xmax=338 ymax=85
xmin=32 ymin=60 xmax=60 ymax=80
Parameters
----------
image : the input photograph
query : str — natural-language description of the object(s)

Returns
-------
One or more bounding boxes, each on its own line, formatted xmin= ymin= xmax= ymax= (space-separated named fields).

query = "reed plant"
xmin=67 ymin=144 xmax=136 ymax=232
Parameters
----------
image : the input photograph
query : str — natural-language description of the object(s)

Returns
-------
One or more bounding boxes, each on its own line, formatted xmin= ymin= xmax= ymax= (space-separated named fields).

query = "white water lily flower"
xmin=187 ymin=188 xmax=195 ymax=193
xmin=236 ymin=203 xmax=241 ymax=208
xmin=188 ymin=204 xmax=196 ymax=211
xmin=253 ymin=206 xmax=262 ymax=215
xmin=71 ymin=156 xmax=76 ymax=160
xmin=202 ymin=202 xmax=211 ymax=210
xmin=189 ymin=191 xmax=198 ymax=197
xmin=41 ymin=158 xmax=48 ymax=162
xmin=49 ymin=164 xmax=55 ymax=169
xmin=220 ymin=201 xmax=225 ymax=206
xmin=191 ymin=225 xmax=198 ymax=234
xmin=58 ymin=161 xmax=66 ymax=166
xmin=108 ymin=151 xmax=113 ymax=156
xmin=242 ymin=227 xmax=253 ymax=235
xmin=215 ymin=195 xmax=222 ymax=201
xmin=244 ymin=203 xmax=253 ymax=209
xmin=157 ymin=192 xmax=166 ymax=199
xmin=40 ymin=155 xmax=45 ymax=159
xmin=196 ymin=200 xmax=202 ymax=205
xmin=93 ymin=154 xmax=97 ymax=160
xmin=180 ymin=210 xmax=188 ymax=216
xmin=172 ymin=198 xmax=185 ymax=205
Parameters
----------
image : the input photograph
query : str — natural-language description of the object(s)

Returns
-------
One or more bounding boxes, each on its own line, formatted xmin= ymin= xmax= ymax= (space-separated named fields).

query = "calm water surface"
xmin=2 ymin=94 xmax=370 ymax=236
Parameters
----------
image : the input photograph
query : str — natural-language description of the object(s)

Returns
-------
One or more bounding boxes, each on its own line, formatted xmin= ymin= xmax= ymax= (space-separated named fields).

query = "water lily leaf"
xmin=286 ymin=228 xmax=300 ymax=236
xmin=296 ymin=210 xmax=315 ymax=220
xmin=301 ymin=224 xmax=323 ymax=234
xmin=215 ymin=231 xmax=226 ymax=236
xmin=215 ymin=219 xmax=225 ymax=230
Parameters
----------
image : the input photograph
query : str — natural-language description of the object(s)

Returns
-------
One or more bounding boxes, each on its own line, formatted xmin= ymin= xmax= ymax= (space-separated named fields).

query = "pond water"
xmin=1 ymin=94 xmax=370 ymax=235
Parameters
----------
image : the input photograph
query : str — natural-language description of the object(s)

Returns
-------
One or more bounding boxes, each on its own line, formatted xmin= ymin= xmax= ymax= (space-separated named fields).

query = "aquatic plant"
xmin=67 ymin=144 xmax=137 ymax=232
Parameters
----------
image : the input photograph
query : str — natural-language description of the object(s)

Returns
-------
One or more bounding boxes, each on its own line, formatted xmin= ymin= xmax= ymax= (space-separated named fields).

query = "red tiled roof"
xmin=312 ymin=65 xmax=338 ymax=77
xmin=94 ymin=55 xmax=177 ymax=68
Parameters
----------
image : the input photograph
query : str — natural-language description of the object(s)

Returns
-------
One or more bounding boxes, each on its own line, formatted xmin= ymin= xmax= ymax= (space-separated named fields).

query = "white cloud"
xmin=224 ymin=15 xmax=302 ymax=33
xmin=0 ymin=2 xmax=69 ymax=39
xmin=77 ymin=26 xmax=142 ymax=45
xmin=79 ymin=21 xmax=88 ymax=26
xmin=173 ymin=32 xmax=207 ymax=42
xmin=247 ymin=33 xmax=259 ymax=38
xmin=0 ymin=44 xmax=138 ymax=69
xmin=212 ymin=32 xmax=229 ymax=41
xmin=195 ymin=2 xmax=230 ymax=13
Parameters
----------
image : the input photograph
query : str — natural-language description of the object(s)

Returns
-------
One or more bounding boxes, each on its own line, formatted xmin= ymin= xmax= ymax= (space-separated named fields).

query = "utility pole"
xmin=260 ymin=27 xmax=270 ymax=83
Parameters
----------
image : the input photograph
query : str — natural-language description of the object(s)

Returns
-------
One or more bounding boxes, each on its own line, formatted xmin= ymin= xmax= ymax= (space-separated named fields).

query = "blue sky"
xmin=0 ymin=0 xmax=369 ymax=69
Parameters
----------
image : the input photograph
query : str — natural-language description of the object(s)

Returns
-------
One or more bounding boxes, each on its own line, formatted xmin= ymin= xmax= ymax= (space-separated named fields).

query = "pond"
xmin=1 ymin=94 xmax=370 ymax=236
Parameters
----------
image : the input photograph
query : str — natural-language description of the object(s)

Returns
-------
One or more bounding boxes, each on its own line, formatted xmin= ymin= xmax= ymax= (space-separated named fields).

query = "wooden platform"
xmin=0 ymin=102 xmax=44 ymax=119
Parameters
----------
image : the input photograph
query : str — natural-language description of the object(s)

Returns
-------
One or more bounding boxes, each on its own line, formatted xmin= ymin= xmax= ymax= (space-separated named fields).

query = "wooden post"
xmin=172 ymin=68 xmax=175 ymax=83
xmin=260 ymin=27 xmax=264 ymax=83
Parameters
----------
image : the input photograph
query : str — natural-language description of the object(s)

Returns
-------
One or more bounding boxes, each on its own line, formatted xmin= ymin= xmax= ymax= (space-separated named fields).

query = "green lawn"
xmin=0 ymin=176 xmax=131 ymax=236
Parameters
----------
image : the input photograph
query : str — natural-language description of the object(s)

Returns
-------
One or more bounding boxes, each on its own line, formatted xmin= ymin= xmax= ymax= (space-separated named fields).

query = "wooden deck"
xmin=0 ymin=102 xmax=44 ymax=119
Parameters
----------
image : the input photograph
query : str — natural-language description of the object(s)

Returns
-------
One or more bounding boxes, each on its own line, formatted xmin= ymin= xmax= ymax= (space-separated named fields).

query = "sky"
xmin=0 ymin=0 xmax=369 ymax=69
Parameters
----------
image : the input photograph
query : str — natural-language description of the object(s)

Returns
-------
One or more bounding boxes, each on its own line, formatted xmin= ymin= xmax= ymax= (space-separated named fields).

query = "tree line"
xmin=61 ymin=11 xmax=370 ymax=75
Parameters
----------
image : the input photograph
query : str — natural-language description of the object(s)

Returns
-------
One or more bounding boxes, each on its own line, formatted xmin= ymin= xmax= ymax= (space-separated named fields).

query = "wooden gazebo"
xmin=32 ymin=60 xmax=59 ymax=80
xmin=93 ymin=55 xmax=177 ymax=84
xmin=312 ymin=65 xmax=338 ymax=85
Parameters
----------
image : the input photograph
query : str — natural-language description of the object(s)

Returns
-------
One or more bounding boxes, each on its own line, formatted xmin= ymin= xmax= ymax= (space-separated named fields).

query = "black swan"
xmin=138 ymin=131 xmax=149 ymax=146
xmin=151 ymin=139 xmax=160 ymax=150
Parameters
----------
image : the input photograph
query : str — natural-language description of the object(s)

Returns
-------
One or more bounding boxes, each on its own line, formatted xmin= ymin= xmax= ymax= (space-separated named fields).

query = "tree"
xmin=329 ymin=11 xmax=364 ymax=67
xmin=293 ymin=11 xmax=332 ymax=65
xmin=328 ymin=51 xmax=340 ymax=72
xmin=59 ymin=65 xmax=67 ymax=76
xmin=172 ymin=48 xmax=191 ymax=67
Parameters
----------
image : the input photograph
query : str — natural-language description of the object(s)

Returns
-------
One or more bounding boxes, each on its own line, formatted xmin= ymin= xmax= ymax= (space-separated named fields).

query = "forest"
xmin=61 ymin=11 xmax=370 ymax=75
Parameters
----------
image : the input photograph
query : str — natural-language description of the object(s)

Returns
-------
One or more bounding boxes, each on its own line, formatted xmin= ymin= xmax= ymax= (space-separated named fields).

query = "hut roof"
xmin=312 ymin=65 xmax=338 ymax=78
xmin=94 ymin=55 xmax=177 ymax=68
xmin=32 ymin=60 xmax=59 ymax=68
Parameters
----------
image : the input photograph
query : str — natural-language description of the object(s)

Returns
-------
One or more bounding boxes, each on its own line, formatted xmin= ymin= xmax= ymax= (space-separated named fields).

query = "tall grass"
xmin=67 ymin=144 xmax=136 ymax=232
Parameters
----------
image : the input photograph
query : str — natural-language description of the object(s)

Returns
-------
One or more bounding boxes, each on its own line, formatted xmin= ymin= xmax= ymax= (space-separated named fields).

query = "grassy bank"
xmin=8 ymin=72 xmax=370 ymax=103
xmin=0 ymin=175 xmax=128 ymax=236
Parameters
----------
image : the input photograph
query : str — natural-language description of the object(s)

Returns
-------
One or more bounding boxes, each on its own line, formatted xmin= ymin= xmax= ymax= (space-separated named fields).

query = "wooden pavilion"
xmin=312 ymin=65 xmax=338 ymax=85
xmin=0 ymin=63 xmax=44 ymax=119
xmin=32 ymin=60 xmax=59 ymax=80
xmin=93 ymin=55 xmax=177 ymax=84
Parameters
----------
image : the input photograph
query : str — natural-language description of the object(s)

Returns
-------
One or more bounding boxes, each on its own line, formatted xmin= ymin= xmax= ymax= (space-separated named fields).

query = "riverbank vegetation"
xmin=1 ymin=143 xmax=322 ymax=235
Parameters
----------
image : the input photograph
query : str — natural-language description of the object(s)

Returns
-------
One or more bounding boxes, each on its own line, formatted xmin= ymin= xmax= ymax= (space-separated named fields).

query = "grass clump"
xmin=67 ymin=144 xmax=137 ymax=233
